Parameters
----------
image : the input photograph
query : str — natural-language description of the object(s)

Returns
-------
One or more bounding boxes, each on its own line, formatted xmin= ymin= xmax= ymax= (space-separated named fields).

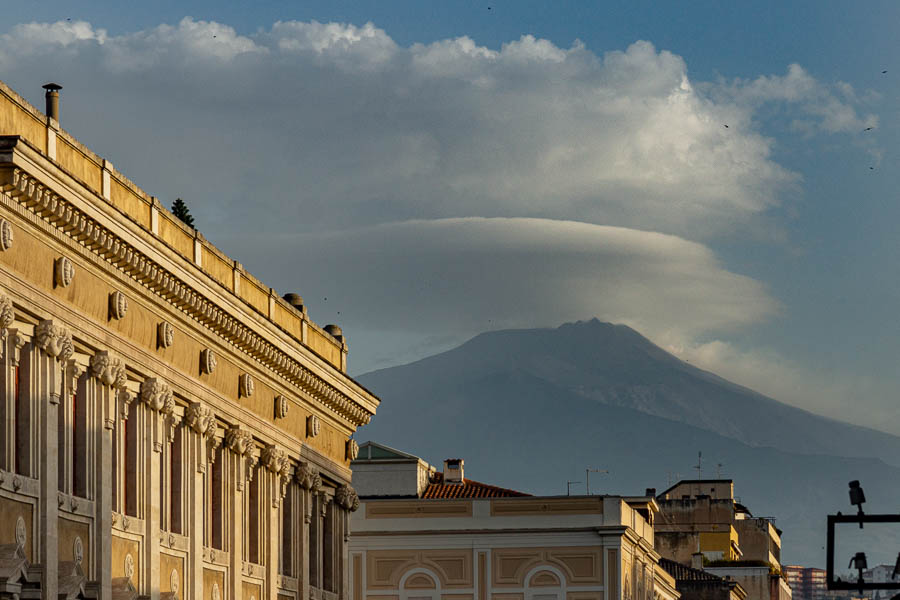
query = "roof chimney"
xmin=43 ymin=83 xmax=62 ymax=122
xmin=443 ymin=459 xmax=464 ymax=484
xmin=282 ymin=293 xmax=306 ymax=314
xmin=645 ymin=488 xmax=656 ymax=497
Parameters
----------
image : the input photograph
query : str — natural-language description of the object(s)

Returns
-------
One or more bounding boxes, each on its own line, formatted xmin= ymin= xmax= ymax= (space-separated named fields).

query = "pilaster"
xmin=88 ymin=349 xmax=126 ymax=600
xmin=185 ymin=401 xmax=216 ymax=600
xmin=34 ymin=319 xmax=73 ymax=599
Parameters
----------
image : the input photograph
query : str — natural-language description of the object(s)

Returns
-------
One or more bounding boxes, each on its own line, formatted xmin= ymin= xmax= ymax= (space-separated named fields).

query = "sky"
xmin=2 ymin=2 xmax=900 ymax=434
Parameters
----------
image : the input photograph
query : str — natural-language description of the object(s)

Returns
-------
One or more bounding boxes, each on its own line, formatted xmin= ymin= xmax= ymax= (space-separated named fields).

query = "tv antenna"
xmin=566 ymin=481 xmax=582 ymax=496
xmin=694 ymin=452 xmax=703 ymax=479
xmin=716 ymin=462 xmax=724 ymax=479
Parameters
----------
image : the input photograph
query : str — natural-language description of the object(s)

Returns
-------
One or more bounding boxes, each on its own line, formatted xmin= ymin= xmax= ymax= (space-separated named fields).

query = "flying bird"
xmin=882 ymin=70 xmax=888 ymax=74
xmin=869 ymin=166 xmax=875 ymax=170
xmin=864 ymin=127 xmax=874 ymax=131
xmin=723 ymin=124 xmax=729 ymax=128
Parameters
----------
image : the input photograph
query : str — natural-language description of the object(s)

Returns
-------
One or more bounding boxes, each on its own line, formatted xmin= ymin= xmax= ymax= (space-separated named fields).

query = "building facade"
xmin=654 ymin=481 xmax=788 ymax=600
xmin=0 ymin=80 xmax=379 ymax=598
xmin=349 ymin=443 xmax=679 ymax=600
xmin=783 ymin=567 xmax=825 ymax=600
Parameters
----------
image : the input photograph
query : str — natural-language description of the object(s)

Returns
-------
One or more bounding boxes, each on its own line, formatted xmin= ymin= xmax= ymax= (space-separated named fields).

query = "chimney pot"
xmin=645 ymin=488 xmax=656 ymax=497
xmin=282 ymin=293 xmax=306 ymax=313
xmin=443 ymin=458 xmax=464 ymax=484
xmin=42 ymin=83 xmax=62 ymax=121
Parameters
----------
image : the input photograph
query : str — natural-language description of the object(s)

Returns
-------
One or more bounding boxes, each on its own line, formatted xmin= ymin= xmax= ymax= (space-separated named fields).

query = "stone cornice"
xmin=0 ymin=145 xmax=375 ymax=427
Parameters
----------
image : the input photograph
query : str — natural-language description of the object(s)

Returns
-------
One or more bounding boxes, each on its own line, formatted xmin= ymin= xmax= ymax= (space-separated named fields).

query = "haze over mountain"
xmin=357 ymin=319 xmax=900 ymax=567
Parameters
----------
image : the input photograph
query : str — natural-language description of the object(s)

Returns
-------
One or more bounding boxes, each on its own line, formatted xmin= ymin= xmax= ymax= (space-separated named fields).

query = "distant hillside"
xmin=357 ymin=319 xmax=900 ymax=567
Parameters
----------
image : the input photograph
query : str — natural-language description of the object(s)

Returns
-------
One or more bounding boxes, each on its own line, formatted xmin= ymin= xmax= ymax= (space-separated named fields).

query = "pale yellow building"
xmin=0 ymin=79 xmax=379 ymax=598
xmin=349 ymin=443 xmax=679 ymax=600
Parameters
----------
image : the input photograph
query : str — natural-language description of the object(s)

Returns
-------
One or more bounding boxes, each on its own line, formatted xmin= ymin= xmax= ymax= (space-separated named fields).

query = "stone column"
xmin=185 ymin=402 xmax=217 ymax=600
xmin=140 ymin=378 xmax=175 ymax=599
xmin=334 ymin=484 xmax=360 ymax=600
xmin=226 ymin=425 xmax=255 ymax=600
xmin=261 ymin=445 xmax=290 ymax=600
xmin=296 ymin=463 xmax=321 ymax=600
xmin=88 ymin=350 xmax=126 ymax=599
xmin=34 ymin=319 xmax=74 ymax=599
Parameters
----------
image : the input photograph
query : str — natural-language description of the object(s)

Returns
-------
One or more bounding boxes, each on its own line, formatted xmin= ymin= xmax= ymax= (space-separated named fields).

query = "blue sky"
xmin=3 ymin=1 xmax=900 ymax=432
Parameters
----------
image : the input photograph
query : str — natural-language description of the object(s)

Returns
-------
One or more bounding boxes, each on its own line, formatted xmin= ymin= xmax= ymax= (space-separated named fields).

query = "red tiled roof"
xmin=422 ymin=472 xmax=531 ymax=499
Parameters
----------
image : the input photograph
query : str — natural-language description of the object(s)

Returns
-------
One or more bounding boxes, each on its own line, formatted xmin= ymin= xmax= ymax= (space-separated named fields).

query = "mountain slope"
xmin=356 ymin=320 xmax=900 ymax=566
xmin=361 ymin=319 xmax=900 ymax=464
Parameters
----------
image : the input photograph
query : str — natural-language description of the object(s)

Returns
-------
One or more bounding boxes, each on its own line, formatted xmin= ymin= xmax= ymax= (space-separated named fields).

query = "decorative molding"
xmin=185 ymin=401 xmax=216 ymax=437
xmin=118 ymin=388 xmax=134 ymax=420
xmin=225 ymin=425 xmax=253 ymax=456
xmin=200 ymin=348 xmax=217 ymax=375
xmin=35 ymin=319 xmax=73 ymax=361
xmin=157 ymin=321 xmax=174 ymax=348
xmin=346 ymin=438 xmax=359 ymax=461
xmin=261 ymin=444 xmax=289 ymax=475
xmin=140 ymin=377 xmax=174 ymax=414
xmin=15 ymin=515 xmax=26 ymax=548
xmin=124 ymin=553 xmax=134 ymax=579
xmin=212 ymin=583 xmax=220 ymax=600
xmin=0 ymin=218 xmax=12 ymax=251
xmin=275 ymin=394 xmax=289 ymax=419
xmin=89 ymin=350 xmax=126 ymax=388
xmin=295 ymin=462 xmax=321 ymax=492
xmin=109 ymin=290 xmax=128 ymax=320
xmin=335 ymin=483 xmax=360 ymax=512
xmin=307 ymin=414 xmax=321 ymax=438
xmin=0 ymin=292 xmax=13 ymax=330
xmin=55 ymin=256 xmax=75 ymax=288
xmin=319 ymin=491 xmax=331 ymax=517
xmin=73 ymin=536 xmax=84 ymax=565
xmin=3 ymin=166 xmax=373 ymax=427
xmin=245 ymin=451 xmax=259 ymax=485
xmin=239 ymin=373 xmax=254 ymax=398
xmin=170 ymin=569 xmax=179 ymax=595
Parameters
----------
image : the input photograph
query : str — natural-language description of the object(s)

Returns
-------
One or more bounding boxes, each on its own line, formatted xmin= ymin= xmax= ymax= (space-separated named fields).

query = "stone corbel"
xmin=334 ymin=483 xmax=360 ymax=513
xmin=0 ymin=293 xmax=13 ymax=347
xmin=225 ymin=425 xmax=254 ymax=491
xmin=319 ymin=491 xmax=331 ymax=518
xmin=261 ymin=444 xmax=290 ymax=507
xmin=117 ymin=388 xmax=134 ymax=421
xmin=66 ymin=359 xmax=83 ymax=398
xmin=185 ymin=401 xmax=217 ymax=473
xmin=296 ymin=462 xmax=321 ymax=524
xmin=245 ymin=450 xmax=259 ymax=487
xmin=90 ymin=350 xmax=127 ymax=429
xmin=140 ymin=378 xmax=174 ymax=452
xmin=206 ymin=432 xmax=222 ymax=467
xmin=5 ymin=329 xmax=26 ymax=366
xmin=35 ymin=319 xmax=74 ymax=362
xmin=35 ymin=319 xmax=73 ymax=405
xmin=89 ymin=350 xmax=126 ymax=388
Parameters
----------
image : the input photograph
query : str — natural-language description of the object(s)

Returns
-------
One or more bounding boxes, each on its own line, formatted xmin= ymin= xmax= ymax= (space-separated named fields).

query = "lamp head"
xmin=849 ymin=480 xmax=866 ymax=508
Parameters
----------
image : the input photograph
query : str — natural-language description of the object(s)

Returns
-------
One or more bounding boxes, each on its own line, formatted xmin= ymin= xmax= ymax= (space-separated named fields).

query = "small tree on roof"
xmin=171 ymin=198 xmax=195 ymax=228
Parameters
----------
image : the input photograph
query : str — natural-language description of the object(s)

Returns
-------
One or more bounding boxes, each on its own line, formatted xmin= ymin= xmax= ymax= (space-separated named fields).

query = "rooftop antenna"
xmin=586 ymin=468 xmax=608 ymax=495
xmin=694 ymin=452 xmax=703 ymax=479
xmin=716 ymin=462 xmax=724 ymax=479
xmin=566 ymin=481 xmax=581 ymax=496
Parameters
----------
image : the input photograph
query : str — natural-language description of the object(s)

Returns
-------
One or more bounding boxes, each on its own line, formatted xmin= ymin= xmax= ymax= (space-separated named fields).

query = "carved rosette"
xmin=185 ymin=402 xmax=216 ymax=437
xmin=307 ymin=414 xmax=321 ymax=438
xmin=275 ymin=394 xmax=289 ymax=419
xmin=140 ymin=378 xmax=174 ymax=414
xmin=73 ymin=536 xmax=84 ymax=565
xmin=200 ymin=348 xmax=217 ymax=375
xmin=346 ymin=438 xmax=359 ymax=461
xmin=89 ymin=351 xmax=126 ymax=388
xmin=225 ymin=426 xmax=253 ymax=456
xmin=0 ymin=292 xmax=13 ymax=331
xmin=15 ymin=516 xmax=26 ymax=548
xmin=55 ymin=256 xmax=75 ymax=288
xmin=109 ymin=291 xmax=128 ymax=320
xmin=239 ymin=373 xmax=254 ymax=398
xmin=35 ymin=320 xmax=74 ymax=362
xmin=158 ymin=321 xmax=174 ymax=348
xmin=0 ymin=219 xmax=12 ymax=251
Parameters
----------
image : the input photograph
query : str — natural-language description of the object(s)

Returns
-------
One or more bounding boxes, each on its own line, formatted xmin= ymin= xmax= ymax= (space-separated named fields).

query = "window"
xmin=280 ymin=483 xmax=294 ymax=576
xmin=309 ymin=493 xmax=320 ymax=588
xmin=248 ymin=465 xmax=260 ymax=563
xmin=125 ymin=403 xmax=139 ymax=517
xmin=211 ymin=446 xmax=224 ymax=550
xmin=170 ymin=426 xmax=183 ymax=534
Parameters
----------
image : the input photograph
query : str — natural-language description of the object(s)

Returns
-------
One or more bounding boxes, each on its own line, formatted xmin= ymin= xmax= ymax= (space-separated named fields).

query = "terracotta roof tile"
xmin=422 ymin=472 xmax=531 ymax=499
xmin=659 ymin=558 xmax=724 ymax=582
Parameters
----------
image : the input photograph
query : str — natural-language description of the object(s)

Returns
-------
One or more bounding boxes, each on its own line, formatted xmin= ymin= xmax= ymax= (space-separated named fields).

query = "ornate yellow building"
xmin=0 ymin=79 xmax=379 ymax=599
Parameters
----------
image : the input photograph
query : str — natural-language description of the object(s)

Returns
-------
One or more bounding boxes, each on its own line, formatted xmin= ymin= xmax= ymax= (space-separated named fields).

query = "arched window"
xmin=524 ymin=565 xmax=566 ymax=600
xmin=400 ymin=568 xmax=440 ymax=600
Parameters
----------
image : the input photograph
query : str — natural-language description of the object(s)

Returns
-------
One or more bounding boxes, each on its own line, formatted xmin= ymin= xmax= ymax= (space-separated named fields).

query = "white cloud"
xmin=0 ymin=20 xmax=855 ymax=239
xmin=225 ymin=217 xmax=779 ymax=348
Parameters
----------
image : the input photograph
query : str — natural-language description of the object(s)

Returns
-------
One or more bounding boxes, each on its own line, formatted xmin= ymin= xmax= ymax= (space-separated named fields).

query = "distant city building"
xmin=783 ymin=566 xmax=825 ymax=600
xmin=350 ymin=442 xmax=680 ymax=600
xmin=654 ymin=480 xmax=789 ymax=600
xmin=659 ymin=557 xmax=746 ymax=600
